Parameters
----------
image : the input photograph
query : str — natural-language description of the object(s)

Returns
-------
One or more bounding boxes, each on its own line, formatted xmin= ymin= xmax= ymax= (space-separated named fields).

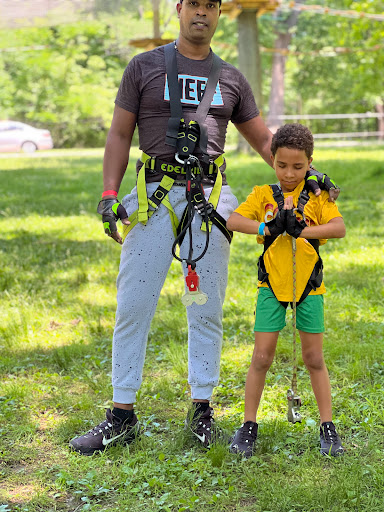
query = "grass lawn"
xmin=0 ymin=146 xmax=384 ymax=511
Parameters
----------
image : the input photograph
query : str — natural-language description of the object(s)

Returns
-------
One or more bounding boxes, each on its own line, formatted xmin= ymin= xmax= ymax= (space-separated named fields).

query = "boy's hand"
xmin=285 ymin=208 xmax=306 ymax=238
xmin=306 ymin=165 xmax=340 ymax=202
xmin=97 ymin=198 xmax=130 ymax=245
xmin=266 ymin=208 xmax=287 ymax=236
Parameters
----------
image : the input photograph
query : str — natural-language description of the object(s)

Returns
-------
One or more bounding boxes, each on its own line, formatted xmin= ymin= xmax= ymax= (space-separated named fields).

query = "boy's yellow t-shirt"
xmin=234 ymin=181 xmax=343 ymax=302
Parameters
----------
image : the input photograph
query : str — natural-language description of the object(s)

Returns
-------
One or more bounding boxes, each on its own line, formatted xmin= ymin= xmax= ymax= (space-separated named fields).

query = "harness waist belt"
xmin=141 ymin=152 xmax=224 ymax=177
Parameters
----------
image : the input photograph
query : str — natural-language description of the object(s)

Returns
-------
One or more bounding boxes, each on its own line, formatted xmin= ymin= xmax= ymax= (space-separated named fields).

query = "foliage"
xmin=0 ymin=20 xmax=136 ymax=148
xmin=0 ymin=146 xmax=384 ymax=510
xmin=286 ymin=0 xmax=384 ymax=132
xmin=1 ymin=0 xmax=384 ymax=147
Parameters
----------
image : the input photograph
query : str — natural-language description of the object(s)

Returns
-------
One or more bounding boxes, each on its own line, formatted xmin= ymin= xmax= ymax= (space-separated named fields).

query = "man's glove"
xmin=306 ymin=165 xmax=340 ymax=201
xmin=266 ymin=208 xmax=287 ymax=236
xmin=97 ymin=198 xmax=128 ymax=241
xmin=286 ymin=208 xmax=307 ymax=239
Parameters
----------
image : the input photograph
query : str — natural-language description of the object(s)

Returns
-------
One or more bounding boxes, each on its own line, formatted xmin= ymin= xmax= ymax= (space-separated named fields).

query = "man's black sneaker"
xmin=230 ymin=421 xmax=258 ymax=459
xmin=69 ymin=408 xmax=140 ymax=456
xmin=185 ymin=406 xmax=215 ymax=447
xmin=320 ymin=421 xmax=344 ymax=457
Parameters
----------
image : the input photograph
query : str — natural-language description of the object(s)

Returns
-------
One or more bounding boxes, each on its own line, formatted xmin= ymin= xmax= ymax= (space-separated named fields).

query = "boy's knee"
xmin=251 ymin=351 xmax=274 ymax=371
xmin=302 ymin=350 xmax=324 ymax=371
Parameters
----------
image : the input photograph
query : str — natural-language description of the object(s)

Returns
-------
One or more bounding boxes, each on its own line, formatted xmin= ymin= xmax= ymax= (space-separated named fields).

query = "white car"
xmin=0 ymin=120 xmax=54 ymax=153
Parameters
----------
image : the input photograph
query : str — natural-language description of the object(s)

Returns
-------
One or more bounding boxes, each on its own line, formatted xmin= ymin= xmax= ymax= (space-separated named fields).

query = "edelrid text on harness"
xmin=257 ymin=183 xmax=323 ymax=308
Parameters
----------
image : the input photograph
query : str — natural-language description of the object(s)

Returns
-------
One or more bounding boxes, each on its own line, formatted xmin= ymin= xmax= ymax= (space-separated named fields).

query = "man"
xmin=70 ymin=0 xmax=338 ymax=455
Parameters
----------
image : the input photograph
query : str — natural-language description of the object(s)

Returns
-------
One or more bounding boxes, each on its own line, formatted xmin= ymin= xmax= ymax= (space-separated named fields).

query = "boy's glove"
xmin=266 ymin=208 xmax=287 ymax=236
xmin=97 ymin=198 xmax=129 ymax=244
xmin=306 ymin=165 xmax=340 ymax=201
xmin=286 ymin=208 xmax=307 ymax=238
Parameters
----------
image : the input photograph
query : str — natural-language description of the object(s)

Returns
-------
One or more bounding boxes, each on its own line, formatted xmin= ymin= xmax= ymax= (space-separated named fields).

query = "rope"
xmin=291 ymin=235 xmax=298 ymax=395
xmin=171 ymin=156 xmax=210 ymax=269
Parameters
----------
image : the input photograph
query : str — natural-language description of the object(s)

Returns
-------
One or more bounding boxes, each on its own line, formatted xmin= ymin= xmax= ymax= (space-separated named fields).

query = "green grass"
xmin=1 ymin=146 xmax=384 ymax=511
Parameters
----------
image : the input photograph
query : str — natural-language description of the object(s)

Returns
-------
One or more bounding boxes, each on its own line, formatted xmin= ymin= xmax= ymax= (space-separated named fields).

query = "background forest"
xmin=0 ymin=0 xmax=383 ymax=148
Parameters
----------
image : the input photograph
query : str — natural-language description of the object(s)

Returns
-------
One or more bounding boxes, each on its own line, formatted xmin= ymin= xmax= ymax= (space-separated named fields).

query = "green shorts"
xmin=254 ymin=287 xmax=324 ymax=333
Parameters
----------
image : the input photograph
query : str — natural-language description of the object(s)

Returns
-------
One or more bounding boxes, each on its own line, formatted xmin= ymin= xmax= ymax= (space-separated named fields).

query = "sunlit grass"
xmin=1 ymin=146 xmax=384 ymax=511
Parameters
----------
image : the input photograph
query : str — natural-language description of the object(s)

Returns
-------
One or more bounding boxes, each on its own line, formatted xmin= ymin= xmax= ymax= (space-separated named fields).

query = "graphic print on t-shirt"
xmin=164 ymin=74 xmax=224 ymax=106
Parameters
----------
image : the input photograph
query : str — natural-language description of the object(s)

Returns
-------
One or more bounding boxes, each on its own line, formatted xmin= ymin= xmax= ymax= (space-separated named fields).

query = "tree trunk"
xmin=237 ymin=9 xmax=262 ymax=153
xmin=267 ymin=7 xmax=304 ymax=132
xmin=152 ymin=0 xmax=161 ymax=39
xmin=267 ymin=32 xmax=291 ymax=133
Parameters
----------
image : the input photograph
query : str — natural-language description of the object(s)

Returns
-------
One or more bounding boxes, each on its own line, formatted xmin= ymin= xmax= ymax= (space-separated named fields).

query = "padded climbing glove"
xmin=285 ymin=208 xmax=307 ymax=239
xmin=266 ymin=208 xmax=287 ymax=236
xmin=97 ymin=198 xmax=128 ymax=237
xmin=305 ymin=165 xmax=340 ymax=197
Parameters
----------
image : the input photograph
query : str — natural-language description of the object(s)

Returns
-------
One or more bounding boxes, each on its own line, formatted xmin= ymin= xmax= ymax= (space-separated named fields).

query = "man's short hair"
xmin=271 ymin=123 xmax=314 ymax=159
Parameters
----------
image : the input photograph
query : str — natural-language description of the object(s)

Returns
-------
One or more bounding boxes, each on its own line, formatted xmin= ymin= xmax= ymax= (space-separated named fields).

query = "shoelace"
xmin=322 ymin=423 xmax=338 ymax=443
xmin=239 ymin=423 xmax=257 ymax=444
xmin=86 ymin=411 xmax=120 ymax=437
xmin=194 ymin=409 xmax=213 ymax=433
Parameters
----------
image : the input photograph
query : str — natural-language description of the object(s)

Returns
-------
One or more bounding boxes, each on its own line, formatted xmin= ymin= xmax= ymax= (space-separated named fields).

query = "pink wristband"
xmin=102 ymin=190 xmax=118 ymax=198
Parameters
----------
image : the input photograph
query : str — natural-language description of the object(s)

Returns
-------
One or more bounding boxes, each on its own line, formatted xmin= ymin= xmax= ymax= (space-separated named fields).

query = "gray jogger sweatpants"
xmin=112 ymin=182 xmax=238 ymax=404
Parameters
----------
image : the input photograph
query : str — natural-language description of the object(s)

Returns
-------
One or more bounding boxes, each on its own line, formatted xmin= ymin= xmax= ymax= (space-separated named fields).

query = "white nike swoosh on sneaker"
xmin=102 ymin=431 xmax=126 ymax=446
xmin=194 ymin=433 xmax=206 ymax=444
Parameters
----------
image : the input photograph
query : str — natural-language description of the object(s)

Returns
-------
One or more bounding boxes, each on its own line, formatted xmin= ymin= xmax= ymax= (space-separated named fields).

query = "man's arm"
xmin=234 ymin=116 xmax=340 ymax=202
xmin=102 ymin=105 xmax=137 ymax=197
xmin=233 ymin=116 xmax=273 ymax=167
xmin=98 ymin=105 xmax=137 ymax=244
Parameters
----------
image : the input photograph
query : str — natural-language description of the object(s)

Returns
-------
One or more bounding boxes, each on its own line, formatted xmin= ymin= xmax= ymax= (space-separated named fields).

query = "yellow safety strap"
xmin=124 ymin=153 xmax=225 ymax=240
xmin=122 ymin=174 xmax=177 ymax=241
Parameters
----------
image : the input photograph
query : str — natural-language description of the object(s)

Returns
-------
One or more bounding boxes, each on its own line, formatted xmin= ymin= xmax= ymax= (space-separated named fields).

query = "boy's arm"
xmin=300 ymin=217 xmax=346 ymax=239
xmin=227 ymin=212 xmax=268 ymax=235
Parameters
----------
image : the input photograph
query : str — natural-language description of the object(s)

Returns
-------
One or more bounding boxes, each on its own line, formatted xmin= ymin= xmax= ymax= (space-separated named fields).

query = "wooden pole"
xmin=237 ymin=9 xmax=262 ymax=152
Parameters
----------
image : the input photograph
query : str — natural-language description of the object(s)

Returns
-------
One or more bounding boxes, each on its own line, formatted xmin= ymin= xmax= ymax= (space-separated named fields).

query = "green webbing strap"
xmin=140 ymin=152 xmax=155 ymax=170
xmin=137 ymin=164 xmax=149 ymax=223
xmin=124 ymin=153 xmax=225 ymax=241
xmin=122 ymin=174 xmax=177 ymax=241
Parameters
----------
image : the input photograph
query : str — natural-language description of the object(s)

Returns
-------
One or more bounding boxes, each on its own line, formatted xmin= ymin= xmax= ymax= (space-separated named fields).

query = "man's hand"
xmin=306 ymin=165 xmax=340 ymax=202
xmin=97 ymin=198 xmax=130 ymax=245
xmin=266 ymin=208 xmax=287 ymax=236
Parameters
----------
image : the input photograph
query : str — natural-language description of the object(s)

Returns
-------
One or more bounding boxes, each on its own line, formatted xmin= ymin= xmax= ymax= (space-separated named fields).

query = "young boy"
xmin=226 ymin=123 xmax=346 ymax=458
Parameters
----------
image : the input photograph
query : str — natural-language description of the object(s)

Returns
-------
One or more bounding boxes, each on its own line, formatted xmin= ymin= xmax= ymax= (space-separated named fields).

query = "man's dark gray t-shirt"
xmin=115 ymin=45 xmax=259 ymax=183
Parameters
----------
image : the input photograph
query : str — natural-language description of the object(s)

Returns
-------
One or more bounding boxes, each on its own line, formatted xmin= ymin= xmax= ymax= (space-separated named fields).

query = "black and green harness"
xmin=122 ymin=42 xmax=232 ymax=261
xmin=257 ymin=183 xmax=323 ymax=308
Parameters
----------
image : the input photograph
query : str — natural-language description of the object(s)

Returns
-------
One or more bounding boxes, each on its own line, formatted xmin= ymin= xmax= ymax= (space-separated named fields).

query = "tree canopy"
xmin=0 ymin=0 xmax=383 ymax=147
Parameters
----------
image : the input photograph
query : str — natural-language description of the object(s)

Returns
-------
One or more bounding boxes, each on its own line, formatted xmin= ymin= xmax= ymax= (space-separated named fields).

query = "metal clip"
xmin=287 ymin=388 xmax=302 ymax=423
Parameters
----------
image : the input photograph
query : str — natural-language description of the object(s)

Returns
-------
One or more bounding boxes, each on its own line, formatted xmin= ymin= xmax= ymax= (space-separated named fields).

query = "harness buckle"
xmin=175 ymin=152 xmax=186 ymax=164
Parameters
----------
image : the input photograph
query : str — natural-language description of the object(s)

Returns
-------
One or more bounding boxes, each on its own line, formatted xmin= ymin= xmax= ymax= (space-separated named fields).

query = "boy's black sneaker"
xmin=69 ymin=408 xmax=140 ymax=456
xmin=185 ymin=406 xmax=215 ymax=447
xmin=230 ymin=421 xmax=258 ymax=459
xmin=320 ymin=421 xmax=344 ymax=457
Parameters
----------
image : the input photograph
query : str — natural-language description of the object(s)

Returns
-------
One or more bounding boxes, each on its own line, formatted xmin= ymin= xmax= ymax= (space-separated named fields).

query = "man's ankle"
xmin=112 ymin=407 xmax=134 ymax=422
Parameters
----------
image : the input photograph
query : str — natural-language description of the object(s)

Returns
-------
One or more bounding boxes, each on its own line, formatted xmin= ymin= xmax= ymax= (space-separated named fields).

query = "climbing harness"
xmin=257 ymin=183 xmax=323 ymax=423
xmin=257 ymin=184 xmax=323 ymax=307
xmin=122 ymin=42 xmax=232 ymax=306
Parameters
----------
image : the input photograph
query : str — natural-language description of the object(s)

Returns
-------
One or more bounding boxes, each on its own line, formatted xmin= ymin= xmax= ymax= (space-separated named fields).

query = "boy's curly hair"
xmin=271 ymin=123 xmax=314 ymax=159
